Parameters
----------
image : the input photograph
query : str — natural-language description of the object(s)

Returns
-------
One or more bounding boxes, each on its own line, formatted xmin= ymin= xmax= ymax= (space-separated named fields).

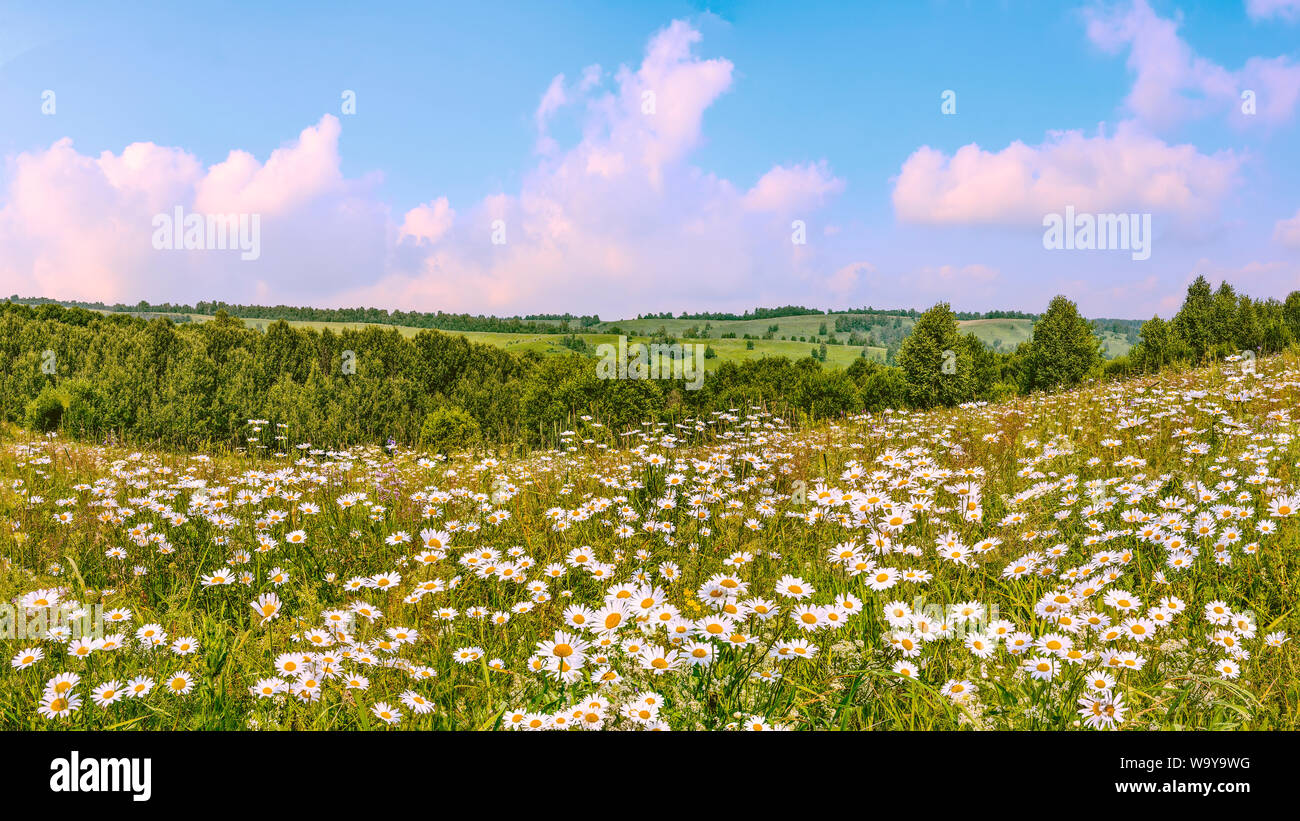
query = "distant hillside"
xmin=8 ymin=295 xmax=1143 ymax=362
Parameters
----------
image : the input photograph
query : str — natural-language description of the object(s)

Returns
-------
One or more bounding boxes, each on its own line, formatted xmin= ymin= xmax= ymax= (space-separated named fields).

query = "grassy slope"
xmin=123 ymin=312 xmax=890 ymax=369
xmin=109 ymin=311 xmax=1133 ymax=365
xmin=1 ymin=351 xmax=1297 ymax=730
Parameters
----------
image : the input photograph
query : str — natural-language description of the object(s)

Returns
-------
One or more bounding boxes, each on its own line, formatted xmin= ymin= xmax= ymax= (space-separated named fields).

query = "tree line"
xmin=636 ymin=305 xmax=826 ymax=321
xmin=1122 ymin=277 xmax=1300 ymax=374
xmin=4 ymin=278 xmax=1297 ymax=453
xmin=886 ymin=280 xmax=1299 ymax=409
xmin=7 ymin=295 xmax=579 ymax=336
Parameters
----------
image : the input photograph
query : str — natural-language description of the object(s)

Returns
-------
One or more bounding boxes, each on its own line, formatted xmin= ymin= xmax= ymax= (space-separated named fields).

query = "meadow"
xmin=109 ymin=309 xmax=1135 ymax=367
xmin=1 ymin=350 xmax=1297 ymax=730
xmin=108 ymin=310 xmax=893 ymax=368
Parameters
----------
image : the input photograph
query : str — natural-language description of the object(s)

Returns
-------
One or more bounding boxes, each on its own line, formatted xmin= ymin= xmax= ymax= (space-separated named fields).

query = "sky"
xmin=1 ymin=0 xmax=1298 ymax=319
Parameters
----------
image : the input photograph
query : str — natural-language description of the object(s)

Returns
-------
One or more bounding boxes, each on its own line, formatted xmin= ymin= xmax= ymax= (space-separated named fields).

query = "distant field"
xmin=956 ymin=318 xmax=1032 ymax=351
xmin=121 ymin=311 xmax=890 ymax=369
xmin=1098 ymin=332 xmax=1133 ymax=358
xmin=957 ymin=318 xmax=1131 ymax=358
xmin=103 ymin=310 xmax=1133 ymax=366
xmin=597 ymin=314 xmax=875 ymax=339
xmin=456 ymin=331 xmax=888 ymax=370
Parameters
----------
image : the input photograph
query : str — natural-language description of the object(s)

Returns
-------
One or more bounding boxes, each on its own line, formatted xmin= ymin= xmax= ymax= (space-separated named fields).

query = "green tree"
xmin=961 ymin=332 xmax=999 ymax=400
xmin=1234 ymin=294 xmax=1263 ymax=354
xmin=1171 ymin=275 xmax=1214 ymax=362
xmin=1133 ymin=315 xmax=1174 ymax=373
xmin=897 ymin=302 xmax=971 ymax=408
xmin=1208 ymin=281 xmax=1240 ymax=356
xmin=1284 ymin=291 xmax=1300 ymax=341
xmin=1022 ymin=296 xmax=1103 ymax=391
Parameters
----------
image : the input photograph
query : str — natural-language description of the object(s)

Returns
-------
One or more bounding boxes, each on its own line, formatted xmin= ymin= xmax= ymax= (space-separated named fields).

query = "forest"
xmin=4 ymin=276 xmax=1298 ymax=453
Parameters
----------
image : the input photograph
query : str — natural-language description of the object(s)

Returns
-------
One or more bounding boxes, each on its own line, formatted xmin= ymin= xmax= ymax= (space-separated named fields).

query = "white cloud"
xmin=1274 ymin=207 xmax=1300 ymax=248
xmin=399 ymin=198 xmax=455 ymax=245
xmin=1087 ymin=0 xmax=1300 ymax=128
xmin=0 ymin=115 xmax=389 ymax=305
xmin=0 ymin=21 xmax=852 ymax=316
xmin=743 ymin=162 xmax=845 ymax=214
xmin=827 ymin=261 xmax=874 ymax=297
xmin=891 ymin=121 xmax=1240 ymax=226
xmin=348 ymin=19 xmax=846 ymax=315
xmin=1246 ymin=0 xmax=1300 ymax=22
xmin=535 ymin=74 xmax=569 ymax=134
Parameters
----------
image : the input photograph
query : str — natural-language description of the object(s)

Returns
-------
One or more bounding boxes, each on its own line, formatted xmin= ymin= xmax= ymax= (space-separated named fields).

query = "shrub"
xmin=419 ymin=405 xmax=480 ymax=453
xmin=24 ymin=384 xmax=68 ymax=432
xmin=61 ymin=379 xmax=110 ymax=439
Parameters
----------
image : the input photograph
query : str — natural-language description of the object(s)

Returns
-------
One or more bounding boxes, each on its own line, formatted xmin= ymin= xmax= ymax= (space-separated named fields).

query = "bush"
xmin=419 ymin=405 xmax=480 ymax=453
xmin=1103 ymin=356 xmax=1132 ymax=379
xmin=988 ymin=381 xmax=1019 ymax=402
xmin=24 ymin=384 xmax=68 ymax=432
xmin=61 ymin=379 xmax=110 ymax=439
xmin=860 ymin=365 xmax=909 ymax=412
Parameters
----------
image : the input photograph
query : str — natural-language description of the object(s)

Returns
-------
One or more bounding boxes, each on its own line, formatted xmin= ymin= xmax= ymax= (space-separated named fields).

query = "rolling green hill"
xmin=12 ymin=299 xmax=1139 ymax=369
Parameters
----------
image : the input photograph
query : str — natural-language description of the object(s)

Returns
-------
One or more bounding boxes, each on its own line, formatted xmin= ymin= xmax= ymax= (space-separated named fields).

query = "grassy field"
xmin=595 ymin=313 xmax=878 ymax=339
xmin=2 ymin=350 xmax=1297 ymax=730
xmin=957 ymin=318 xmax=1131 ymax=358
xmin=115 ymin=310 xmax=1134 ymax=366
xmin=958 ymin=318 xmax=1033 ymax=350
xmin=103 ymin=309 xmax=1137 ymax=368
xmin=458 ymin=331 xmax=887 ymax=369
xmin=121 ymin=312 xmax=890 ymax=368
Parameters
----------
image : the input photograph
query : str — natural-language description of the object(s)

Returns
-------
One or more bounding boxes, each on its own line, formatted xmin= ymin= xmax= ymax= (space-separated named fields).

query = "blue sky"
xmin=1 ymin=0 xmax=1298 ymax=318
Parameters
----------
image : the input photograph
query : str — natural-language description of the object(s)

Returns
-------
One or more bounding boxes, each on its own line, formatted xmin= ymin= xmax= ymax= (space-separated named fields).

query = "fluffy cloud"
xmin=1087 ymin=0 xmax=1300 ymax=128
xmin=1 ymin=20 xmax=849 ymax=316
xmin=194 ymin=115 xmax=347 ymax=215
xmin=0 ymin=115 xmax=389 ymax=305
xmin=1274 ymin=207 xmax=1300 ymax=248
xmin=891 ymin=121 xmax=1240 ymax=226
xmin=399 ymin=198 xmax=455 ymax=245
xmin=743 ymin=162 xmax=845 ymax=214
xmin=826 ymin=261 xmax=874 ymax=297
xmin=535 ymin=74 xmax=569 ymax=133
xmin=343 ymin=20 xmax=846 ymax=314
xmin=1246 ymin=0 xmax=1300 ymax=22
